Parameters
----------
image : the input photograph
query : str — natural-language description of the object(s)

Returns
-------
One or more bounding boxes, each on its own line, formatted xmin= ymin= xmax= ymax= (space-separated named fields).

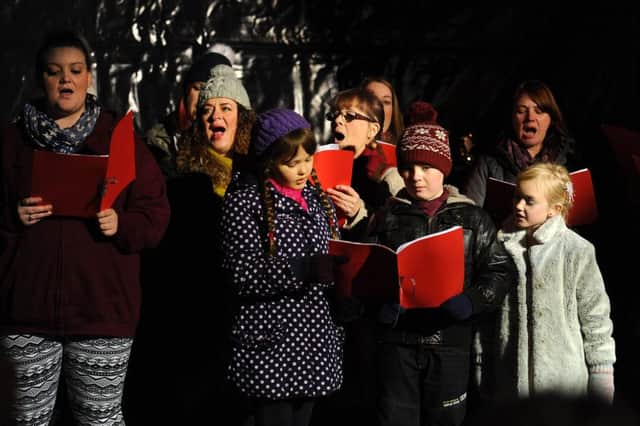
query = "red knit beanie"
xmin=396 ymin=123 xmax=452 ymax=177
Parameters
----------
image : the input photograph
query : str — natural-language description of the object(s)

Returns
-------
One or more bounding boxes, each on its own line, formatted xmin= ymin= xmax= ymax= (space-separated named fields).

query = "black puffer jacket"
xmin=367 ymin=186 xmax=515 ymax=346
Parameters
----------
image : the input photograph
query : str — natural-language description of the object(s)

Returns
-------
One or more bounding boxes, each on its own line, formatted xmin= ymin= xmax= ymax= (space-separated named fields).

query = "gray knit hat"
xmin=197 ymin=64 xmax=251 ymax=110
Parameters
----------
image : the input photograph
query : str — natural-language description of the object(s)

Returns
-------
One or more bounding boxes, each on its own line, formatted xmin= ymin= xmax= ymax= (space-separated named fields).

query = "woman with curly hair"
xmin=135 ymin=64 xmax=256 ymax=424
xmin=176 ymin=64 xmax=255 ymax=195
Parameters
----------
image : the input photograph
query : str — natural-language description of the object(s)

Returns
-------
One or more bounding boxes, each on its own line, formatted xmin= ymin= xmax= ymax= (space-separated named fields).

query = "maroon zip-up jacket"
xmin=0 ymin=110 xmax=170 ymax=337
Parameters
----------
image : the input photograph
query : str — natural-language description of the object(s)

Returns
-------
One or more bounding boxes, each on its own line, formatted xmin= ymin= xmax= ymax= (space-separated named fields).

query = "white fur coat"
xmin=495 ymin=215 xmax=615 ymax=399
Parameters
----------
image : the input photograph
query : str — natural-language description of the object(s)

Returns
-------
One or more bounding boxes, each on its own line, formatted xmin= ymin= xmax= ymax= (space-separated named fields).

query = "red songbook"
xmin=633 ymin=154 xmax=640 ymax=176
xmin=312 ymin=144 xmax=354 ymax=190
xmin=329 ymin=226 xmax=464 ymax=308
xmin=100 ymin=111 xmax=136 ymax=210
xmin=30 ymin=111 xmax=137 ymax=218
xmin=376 ymin=140 xmax=397 ymax=167
xmin=601 ymin=124 xmax=640 ymax=179
xmin=484 ymin=168 xmax=598 ymax=227
xmin=31 ymin=150 xmax=108 ymax=217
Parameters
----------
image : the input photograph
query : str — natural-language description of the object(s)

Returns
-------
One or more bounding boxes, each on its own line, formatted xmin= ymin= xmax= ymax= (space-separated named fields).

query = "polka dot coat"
xmin=221 ymin=177 xmax=344 ymax=400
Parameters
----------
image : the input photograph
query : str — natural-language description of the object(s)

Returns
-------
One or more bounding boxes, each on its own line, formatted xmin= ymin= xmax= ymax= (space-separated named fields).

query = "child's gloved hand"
xmin=439 ymin=294 xmax=472 ymax=321
xmin=378 ymin=303 xmax=404 ymax=327
xmin=289 ymin=254 xmax=346 ymax=284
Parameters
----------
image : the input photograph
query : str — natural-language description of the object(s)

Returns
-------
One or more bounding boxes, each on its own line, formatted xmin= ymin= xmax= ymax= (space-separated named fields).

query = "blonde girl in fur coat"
xmin=495 ymin=162 xmax=615 ymax=403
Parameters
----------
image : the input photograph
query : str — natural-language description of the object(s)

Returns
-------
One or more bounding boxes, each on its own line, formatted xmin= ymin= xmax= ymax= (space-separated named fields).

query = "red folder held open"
xmin=601 ymin=124 xmax=640 ymax=179
xmin=100 ymin=111 xmax=136 ymax=210
xmin=484 ymin=168 xmax=598 ymax=227
xmin=31 ymin=151 xmax=108 ymax=217
xmin=329 ymin=226 xmax=465 ymax=308
xmin=312 ymin=144 xmax=354 ymax=190
xmin=375 ymin=140 xmax=397 ymax=167
xmin=30 ymin=111 xmax=136 ymax=217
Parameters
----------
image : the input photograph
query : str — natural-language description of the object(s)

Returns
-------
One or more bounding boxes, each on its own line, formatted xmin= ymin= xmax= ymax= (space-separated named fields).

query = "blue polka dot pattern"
xmin=221 ymin=179 xmax=344 ymax=399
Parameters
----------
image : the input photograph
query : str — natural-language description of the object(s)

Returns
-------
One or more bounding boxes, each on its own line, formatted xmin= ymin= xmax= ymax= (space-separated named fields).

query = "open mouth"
xmin=523 ymin=125 xmax=537 ymax=135
xmin=211 ymin=126 xmax=226 ymax=139
xmin=333 ymin=131 xmax=345 ymax=142
xmin=59 ymin=88 xmax=74 ymax=95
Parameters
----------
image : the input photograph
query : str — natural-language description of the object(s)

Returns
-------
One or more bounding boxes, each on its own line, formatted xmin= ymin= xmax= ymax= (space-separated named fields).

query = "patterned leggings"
xmin=0 ymin=334 xmax=132 ymax=426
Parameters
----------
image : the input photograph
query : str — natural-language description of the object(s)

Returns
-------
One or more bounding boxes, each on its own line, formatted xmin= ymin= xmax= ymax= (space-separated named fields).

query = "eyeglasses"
xmin=325 ymin=110 xmax=377 ymax=123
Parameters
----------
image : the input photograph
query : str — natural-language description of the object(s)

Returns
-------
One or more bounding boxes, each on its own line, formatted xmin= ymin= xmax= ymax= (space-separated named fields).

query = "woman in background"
xmin=463 ymin=80 xmax=581 ymax=207
xmin=361 ymin=76 xmax=404 ymax=145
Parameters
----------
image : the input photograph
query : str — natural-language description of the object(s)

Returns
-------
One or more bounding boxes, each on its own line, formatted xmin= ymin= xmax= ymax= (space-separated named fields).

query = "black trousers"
xmin=376 ymin=342 xmax=470 ymax=426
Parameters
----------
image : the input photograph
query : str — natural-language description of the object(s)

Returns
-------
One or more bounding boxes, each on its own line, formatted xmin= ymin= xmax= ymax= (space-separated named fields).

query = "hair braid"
xmin=310 ymin=169 xmax=339 ymax=239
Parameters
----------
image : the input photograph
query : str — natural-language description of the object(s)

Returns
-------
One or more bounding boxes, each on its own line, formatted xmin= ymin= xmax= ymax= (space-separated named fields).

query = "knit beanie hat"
xmin=197 ymin=64 xmax=251 ymax=110
xmin=251 ymin=109 xmax=311 ymax=157
xmin=184 ymin=52 xmax=231 ymax=86
xmin=397 ymin=123 xmax=452 ymax=177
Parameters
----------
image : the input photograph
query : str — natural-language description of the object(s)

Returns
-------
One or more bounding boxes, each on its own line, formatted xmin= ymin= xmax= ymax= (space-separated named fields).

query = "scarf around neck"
xmin=22 ymin=94 xmax=101 ymax=153
xmin=502 ymin=138 xmax=551 ymax=171
xmin=413 ymin=188 xmax=449 ymax=217
xmin=206 ymin=147 xmax=233 ymax=197
xmin=268 ymin=178 xmax=309 ymax=212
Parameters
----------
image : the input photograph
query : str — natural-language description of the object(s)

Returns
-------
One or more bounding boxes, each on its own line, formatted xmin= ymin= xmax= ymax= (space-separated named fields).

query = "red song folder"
xmin=312 ymin=144 xmax=354 ymax=190
xmin=100 ymin=111 xmax=136 ymax=210
xmin=31 ymin=150 xmax=108 ymax=217
xmin=601 ymin=124 xmax=640 ymax=179
xmin=30 ymin=111 xmax=136 ymax=217
xmin=329 ymin=226 xmax=464 ymax=308
xmin=484 ymin=168 xmax=598 ymax=227
xmin=375 ymin=140 xmax=397 ymax=167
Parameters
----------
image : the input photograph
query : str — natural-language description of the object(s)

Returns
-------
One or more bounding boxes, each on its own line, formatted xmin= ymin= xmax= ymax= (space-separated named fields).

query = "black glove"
xmin=378 ymin=303 xmax=404 ymax=327
xmin=439 ymin=294 xmax=472 ymax=321
xmin=289 ymin=254 xmax=339 ymax=284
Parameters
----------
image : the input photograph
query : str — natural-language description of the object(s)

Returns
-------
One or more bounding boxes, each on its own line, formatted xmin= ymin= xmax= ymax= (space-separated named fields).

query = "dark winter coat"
xmin=0 ymin=111 xmax=170 ymax=337
xmin=220 ymin=173 xmax=343 ymax=400
xmin=367 ymin=185 xmax=515 ymax=347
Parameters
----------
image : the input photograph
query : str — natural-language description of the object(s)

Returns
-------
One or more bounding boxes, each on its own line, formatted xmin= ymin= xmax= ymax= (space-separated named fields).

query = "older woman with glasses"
xmin=317 ymin=88 xmax=404 ymax=425
xmin=325 ymin=88 xmax=403 ymax=228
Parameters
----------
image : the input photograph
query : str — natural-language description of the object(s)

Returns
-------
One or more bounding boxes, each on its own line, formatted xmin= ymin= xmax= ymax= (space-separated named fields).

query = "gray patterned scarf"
xmin=22 ymin=94 xmax=101 ymax=153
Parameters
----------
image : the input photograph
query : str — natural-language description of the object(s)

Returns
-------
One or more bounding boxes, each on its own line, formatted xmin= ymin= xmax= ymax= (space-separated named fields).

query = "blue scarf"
xmin=22 ymin=94 xmax=101 ymax=153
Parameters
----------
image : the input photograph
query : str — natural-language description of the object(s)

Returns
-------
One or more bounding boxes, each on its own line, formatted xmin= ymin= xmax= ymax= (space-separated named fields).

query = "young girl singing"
xmin=220 ymin=108 xmax=343 ymax=426
xmin=495 ymin=162 xmax=616 ymax=403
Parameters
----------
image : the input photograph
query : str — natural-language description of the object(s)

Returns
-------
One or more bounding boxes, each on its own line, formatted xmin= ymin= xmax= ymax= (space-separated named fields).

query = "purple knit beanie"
xmin=251 ymin=108 xmax=311 ymax=157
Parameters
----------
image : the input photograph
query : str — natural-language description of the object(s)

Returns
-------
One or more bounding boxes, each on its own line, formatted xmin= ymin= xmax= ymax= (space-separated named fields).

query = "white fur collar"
xmin=498 ymin=214 xmax=567 ymax=245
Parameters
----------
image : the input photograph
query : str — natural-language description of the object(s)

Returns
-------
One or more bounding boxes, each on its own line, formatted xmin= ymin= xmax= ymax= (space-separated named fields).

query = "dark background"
xmin=1 ymin=1 xmax=639 ymax=422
